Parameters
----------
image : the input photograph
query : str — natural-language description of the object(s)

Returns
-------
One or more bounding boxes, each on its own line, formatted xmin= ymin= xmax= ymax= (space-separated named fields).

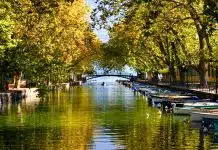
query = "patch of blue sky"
xmin=86 ymin=0 xmax=109 ymax=43
xmin=86 ymin=0 xmax=136 ymax=74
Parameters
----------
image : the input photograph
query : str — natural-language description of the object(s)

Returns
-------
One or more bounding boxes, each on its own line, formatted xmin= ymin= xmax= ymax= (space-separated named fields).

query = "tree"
xmin=0 ymin=0 xmax=100 ymax=91
xmin=92 ymin=0 xmax=218 ymax=86
xmin=0 ymin=1 xmax=17 ymax=91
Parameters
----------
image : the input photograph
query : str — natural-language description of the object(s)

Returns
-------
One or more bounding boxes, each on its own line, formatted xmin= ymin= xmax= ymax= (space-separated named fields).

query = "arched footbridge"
xmin=84 ymin=74 xmax=137 ymax=80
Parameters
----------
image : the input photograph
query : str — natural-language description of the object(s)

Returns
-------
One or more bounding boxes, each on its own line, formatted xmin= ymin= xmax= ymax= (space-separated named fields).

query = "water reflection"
xmin=0 ymin=78 xmax=215 ymax=149
xmin=0 ymin=88 xmax=93 ymax=149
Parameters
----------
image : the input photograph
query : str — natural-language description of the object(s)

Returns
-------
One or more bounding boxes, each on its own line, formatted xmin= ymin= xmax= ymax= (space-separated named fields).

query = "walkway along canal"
xmin=0 ymin=77 xmax=216 ymax=149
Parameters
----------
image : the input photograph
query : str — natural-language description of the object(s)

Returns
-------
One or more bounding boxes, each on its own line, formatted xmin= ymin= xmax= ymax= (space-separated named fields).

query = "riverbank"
xmin=118 ymin=80 xmax=218 ymax=100
xmin=0 ymin=81 xmax=84 ymax=104
xmin=143 ymin=81 xmax=218 ymax=100
xmin=0 ymin=88 xmax=38 ymax=104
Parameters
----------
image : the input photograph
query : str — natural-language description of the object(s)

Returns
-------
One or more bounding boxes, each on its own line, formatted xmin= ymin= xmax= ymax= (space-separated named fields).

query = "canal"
xmin=0 ymin=77 xmax=215 ymax=149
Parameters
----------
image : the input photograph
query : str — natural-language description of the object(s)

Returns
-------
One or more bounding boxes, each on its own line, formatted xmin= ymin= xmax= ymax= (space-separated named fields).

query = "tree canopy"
xmin=92 ymin=0 xmax=218 ymax=85
xmin=0 ymin=0 xmax=101 ymax=91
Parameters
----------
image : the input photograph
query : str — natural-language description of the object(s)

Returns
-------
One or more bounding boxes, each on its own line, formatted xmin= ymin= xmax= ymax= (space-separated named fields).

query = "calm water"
xmin=0 ymin=77 xmax=216 ymax=150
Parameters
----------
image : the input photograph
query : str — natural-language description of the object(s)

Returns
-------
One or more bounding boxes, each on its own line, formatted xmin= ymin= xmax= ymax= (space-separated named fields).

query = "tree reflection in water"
xmin=0 ymin=83 xmax=214 ymax=149
xmin=0 ymin=87 xmax=93 ymax=149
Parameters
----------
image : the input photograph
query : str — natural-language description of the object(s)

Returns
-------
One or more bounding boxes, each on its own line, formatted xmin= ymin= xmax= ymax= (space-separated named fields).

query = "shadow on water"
xmin=0 ymin=76 xmax=215 ymax=149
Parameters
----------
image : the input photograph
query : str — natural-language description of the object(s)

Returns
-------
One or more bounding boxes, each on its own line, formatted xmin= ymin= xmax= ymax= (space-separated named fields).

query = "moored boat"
xmin=173 ymin=102 xmax=218 ymax=115
xmin=191 ymin=109 xmax=218 ymax=122
xmin=151 ymin=95 xmax=199 ymax=108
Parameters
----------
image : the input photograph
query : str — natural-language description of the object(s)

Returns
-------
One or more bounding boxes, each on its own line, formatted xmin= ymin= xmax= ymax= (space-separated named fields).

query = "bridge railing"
xmin=84 ymin=74 xmax=136 ymax=80
xmin=85 ymin=73 xmax=135 ymax=76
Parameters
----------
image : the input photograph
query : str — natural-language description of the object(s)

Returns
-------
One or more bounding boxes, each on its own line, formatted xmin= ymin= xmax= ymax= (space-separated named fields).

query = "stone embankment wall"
xmin=0 ymin=88 xmax=38 ymax=104
xmin=0 ymin=93 xmax=11 ymax=104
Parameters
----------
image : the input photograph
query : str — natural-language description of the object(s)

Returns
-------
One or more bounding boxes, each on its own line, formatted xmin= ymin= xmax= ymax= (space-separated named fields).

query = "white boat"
xmin=184 ymin=102 xmax=218 ymax=107
xmin=173 ymin=107 xmax=193 ymax=115
xmin=173 ymin=102 xmax=218 ymax=115
xmin=191 ymin=110 xmax=218 ymax=122
xmin=152 ymin=95 xmax=199 ymax=105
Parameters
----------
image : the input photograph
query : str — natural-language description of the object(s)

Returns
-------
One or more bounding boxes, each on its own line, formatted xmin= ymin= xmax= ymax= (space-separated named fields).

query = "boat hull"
xmin=173 ymin=107 xmax=192 ymax=115
xmin=191 ymin=112 xmax=218 ymax=122
xmin=173 ymin=102 xmax=218 ymax=115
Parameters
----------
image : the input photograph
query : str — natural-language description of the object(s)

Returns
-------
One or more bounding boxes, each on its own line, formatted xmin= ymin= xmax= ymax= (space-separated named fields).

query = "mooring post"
xmin=216 ymin=67 xmax=218 ymax=95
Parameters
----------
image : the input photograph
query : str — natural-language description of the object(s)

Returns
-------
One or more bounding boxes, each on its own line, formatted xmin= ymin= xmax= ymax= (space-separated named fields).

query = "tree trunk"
xmin=147 ymin=72 xmax=152 ymax=80
xmin=198 ymin=62 xmax=208 ymax=87
xmin=179 ymin=69 xmax=185 ymax=85
xmin=187 ymin=5 xmax=209 ymax=87
xmin=152 ymin=71 xmax=159 ymax=83
xmin=0 ymin=61 xmax=8 ymax=92
xmin=197 ymin=34 xmax=209 ymax=87
xmin=0 ymin=72 xmax=7 ymax=92
xmin=76 ymin=74 xmax=82 ymax=81
xmin=169 ymin=65 xmax=176 ymax=83
xmin=14 ymin=72 xmax=22 ymax=89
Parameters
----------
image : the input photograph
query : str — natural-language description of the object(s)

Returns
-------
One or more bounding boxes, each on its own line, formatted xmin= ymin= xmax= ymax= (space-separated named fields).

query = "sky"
xmin=86 ymin=0 xmax=136 ymax=74
xmin=86 ymin=0 xmax=109 ymax=43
